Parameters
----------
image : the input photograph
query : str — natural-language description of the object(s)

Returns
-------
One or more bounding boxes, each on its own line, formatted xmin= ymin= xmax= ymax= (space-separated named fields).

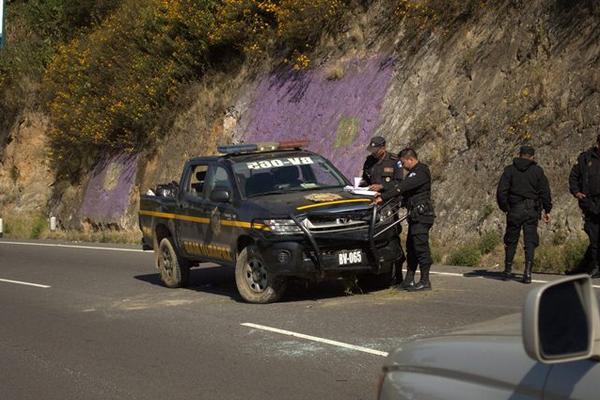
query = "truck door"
xmin=201 ymin=163 xmax=238 ymax=265
xmin=178 ymin=162 xmax=210 ymax=259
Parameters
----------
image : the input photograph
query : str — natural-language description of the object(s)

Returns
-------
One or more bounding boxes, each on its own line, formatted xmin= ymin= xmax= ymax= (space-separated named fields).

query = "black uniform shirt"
xmin=570 ymin=147 xmax=600 ymax=197
xmin=362 ymin=152 xmax=403 ymax=195
xmin=383 ymin=162 xmax=432 ymax=203
xmin=496 ymin=158 xmax=552 ymax=213
xmin=383 ymin=162 xmax=434 ymax=226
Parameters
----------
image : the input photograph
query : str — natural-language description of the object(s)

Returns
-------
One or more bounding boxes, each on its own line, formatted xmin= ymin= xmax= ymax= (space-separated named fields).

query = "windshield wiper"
xmin=247 ymin=190 xmax=288 ymax=198
xmin=246 ymin=185 xmax=344 ymax=198
xmin=276 ymin=185 xmax=344 ymax=193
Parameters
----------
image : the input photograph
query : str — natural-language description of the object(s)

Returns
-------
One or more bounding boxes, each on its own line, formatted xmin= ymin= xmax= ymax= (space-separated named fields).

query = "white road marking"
xmin=0 ymin=240 xmax=148 ymax=253
xmin=0 ymin=278 xmax=51 ymax=288
xmin=241 ymin=322 xmax=389 ymax=357
xmin=427 ymin=270 xmax=600 ymax=289
xmin=429 ymin=271 xmax=464 ymax=277
xmin=2 ymin=240 xmax=598 ymax=288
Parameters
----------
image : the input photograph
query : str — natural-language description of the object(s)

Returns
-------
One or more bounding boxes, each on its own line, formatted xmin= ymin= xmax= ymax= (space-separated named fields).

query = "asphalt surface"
xmin=0 ymin=239 xmax=597 ymax=400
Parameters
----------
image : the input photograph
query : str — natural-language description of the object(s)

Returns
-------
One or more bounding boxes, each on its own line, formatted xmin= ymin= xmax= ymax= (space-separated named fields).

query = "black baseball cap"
xmin=520 ymin=145 xmax=535 ymax=156
xmin=367 ymin=136 xmax=386 ymax=152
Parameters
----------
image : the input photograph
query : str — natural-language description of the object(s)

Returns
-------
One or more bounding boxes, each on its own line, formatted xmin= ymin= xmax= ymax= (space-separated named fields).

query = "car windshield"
xmin=233 ymin=154 xmax=347 ymax=197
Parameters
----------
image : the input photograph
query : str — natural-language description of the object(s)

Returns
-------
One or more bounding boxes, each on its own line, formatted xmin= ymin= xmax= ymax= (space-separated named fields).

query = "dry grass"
xmin=40 ymin=229 xmax=142 ymax=244
xmin=0 ymin=211 xmax=47 ymax=239
xmin=0 ymin=211 xmax=142 ymax=244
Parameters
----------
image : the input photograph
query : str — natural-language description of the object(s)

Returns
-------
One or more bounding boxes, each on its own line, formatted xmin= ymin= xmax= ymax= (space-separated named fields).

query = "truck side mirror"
xmin=523 ymin=275 xmax=600 ymax=364
xmin=210 ymin=189 xmax=231 ymax=203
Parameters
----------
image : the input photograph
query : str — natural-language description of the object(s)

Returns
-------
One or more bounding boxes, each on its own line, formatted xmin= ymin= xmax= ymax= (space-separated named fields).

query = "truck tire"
xmin=235 ymin=245 xmax=286 ymax=304
xmin=359 ymin=270 xmax=394 ymax=291
xmin=157 ymin=237 xmax=190 ymax=288
xmin=360 ymin=258 xmax=403 ymax=291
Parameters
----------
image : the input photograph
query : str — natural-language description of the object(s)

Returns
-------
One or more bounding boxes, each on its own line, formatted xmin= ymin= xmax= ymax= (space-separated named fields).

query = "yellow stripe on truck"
xmin=139 ymin=210 xmax=210 ymax=224
xmin=139 ymin=210 xmax=269 ymax=230
xmin=296 ymin=198 xmax=372 ymax=211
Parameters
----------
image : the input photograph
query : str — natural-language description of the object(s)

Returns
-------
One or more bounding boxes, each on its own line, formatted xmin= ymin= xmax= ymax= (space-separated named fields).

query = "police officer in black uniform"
xmin=362 ymin=136 xmax=404 ymax=195
xmin=568 ymin=135 xmax=600 ymax=278
xmin=497 ymin=146 xmax=552 ymax=284
xmin=362 ymin=136 xmax=404 ymax=284
xmin=378 ymin=148 xmax=435 ymax=292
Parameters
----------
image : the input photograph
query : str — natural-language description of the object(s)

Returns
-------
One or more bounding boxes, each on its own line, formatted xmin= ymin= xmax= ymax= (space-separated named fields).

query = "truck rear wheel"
xmin=235 ymin=245 xmax=286 ymax=304
xmin=157 ymin=237 xmax=190 ymax=288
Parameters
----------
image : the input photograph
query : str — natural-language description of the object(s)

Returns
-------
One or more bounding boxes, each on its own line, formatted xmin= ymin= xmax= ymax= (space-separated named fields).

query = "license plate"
xmin=338 ymin=250 xmax=362 ymax=265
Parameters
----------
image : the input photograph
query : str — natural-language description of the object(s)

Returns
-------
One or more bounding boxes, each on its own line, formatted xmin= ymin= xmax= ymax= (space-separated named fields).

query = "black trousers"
xmin=582 ymin=214 xmax=600 ymax=271
xmin=504 ymin=206 xmax=539 ymax=265
xmin=406 ymin=222 xmax=433 ymax=273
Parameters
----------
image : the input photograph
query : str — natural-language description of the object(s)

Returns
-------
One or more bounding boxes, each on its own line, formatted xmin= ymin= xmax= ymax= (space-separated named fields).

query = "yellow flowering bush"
xmin=210 ymin=0 xmax=344 ymax=62
xmin=0 ymin=0 xmax=117 ymax=137
xmin=44 ymin=0 xmax=214 ymax=175
xmin=395 ymin=0 xmax=486 ymax=32
xmin=42 ymin=0 xmax=346 ymax=175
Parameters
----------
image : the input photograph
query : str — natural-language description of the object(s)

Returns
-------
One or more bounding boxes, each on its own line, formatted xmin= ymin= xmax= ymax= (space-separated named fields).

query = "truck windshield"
xmin=233 ymin=155 xmax=347 ymax=197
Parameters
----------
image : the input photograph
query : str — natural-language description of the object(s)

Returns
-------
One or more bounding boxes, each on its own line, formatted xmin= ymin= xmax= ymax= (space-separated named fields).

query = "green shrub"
xmin=534 ymin=238 xmax=588 ymax=274
xmin=2 ymin=212 xmax=47 ymax=239
xmin=431 ymin=246 xmax=443 ymax=264
xmin=564 ymin=239 xmax=587 ymax=272
xmin=448 ymin=244 xmax=481 ymax=267
xmin=30 ymin=215 xmax=48 ymax=239
xmin=480 ymin=203 xmax=495 ymax=222
xmin=478 ymin=230 xmax=501 ymax=255
xmin=534 ymin=244 xmax=564 ymax=274
xmin=3 ymin=220 xmax=11 ymax=235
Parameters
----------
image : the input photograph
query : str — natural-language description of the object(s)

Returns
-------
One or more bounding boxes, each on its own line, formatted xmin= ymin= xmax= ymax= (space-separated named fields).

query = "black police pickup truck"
xmin=139 ymin=141 xmax=404 ymax=303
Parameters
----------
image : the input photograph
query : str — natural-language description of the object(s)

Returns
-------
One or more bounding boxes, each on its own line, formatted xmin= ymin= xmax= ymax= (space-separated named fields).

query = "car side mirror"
xmin=523 ymin=275 xmax=600 ymax=364
xmin=210 ymin=189 xmax=231 ymax=203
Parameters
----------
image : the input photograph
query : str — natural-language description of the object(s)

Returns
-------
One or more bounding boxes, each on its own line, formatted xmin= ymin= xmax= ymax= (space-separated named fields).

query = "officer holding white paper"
xmin=362 ymin=136 xmax=405 ymax=285
xmin=361 ymin=136 xmax=404 ymax=197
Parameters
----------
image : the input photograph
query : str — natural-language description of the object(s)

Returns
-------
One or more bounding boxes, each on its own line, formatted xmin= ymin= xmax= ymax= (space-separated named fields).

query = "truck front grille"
xmin=301 ymin=212 xmax=370 ymax=233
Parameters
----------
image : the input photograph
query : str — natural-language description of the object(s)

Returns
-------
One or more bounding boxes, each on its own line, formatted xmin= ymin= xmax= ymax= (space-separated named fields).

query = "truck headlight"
xmin=254 ymin=219 xmax=303 ymax=234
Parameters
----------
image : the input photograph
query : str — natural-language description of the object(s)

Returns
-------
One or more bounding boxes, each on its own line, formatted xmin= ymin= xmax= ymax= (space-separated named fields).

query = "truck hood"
xmin=244 ymin=187 xmax=374 ymax=217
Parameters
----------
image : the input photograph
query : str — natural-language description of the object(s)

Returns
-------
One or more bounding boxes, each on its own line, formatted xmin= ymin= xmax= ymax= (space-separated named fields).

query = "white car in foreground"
xmin=378 ymin=275 xmax=600 ymax=399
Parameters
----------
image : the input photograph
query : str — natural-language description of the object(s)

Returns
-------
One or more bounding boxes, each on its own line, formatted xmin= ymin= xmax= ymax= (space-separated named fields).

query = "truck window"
xmin=233 ymin=155 xmax=346 ymax=197
xmin=206 ymin=166 xmax=233 ymax=196
xmin=187 ymin=164 xmax=209 ymax=197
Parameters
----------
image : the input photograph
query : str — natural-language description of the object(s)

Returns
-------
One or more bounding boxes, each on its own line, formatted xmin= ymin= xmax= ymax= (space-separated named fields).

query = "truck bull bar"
xmin=291 ymin=198 xmax=406 ymax=272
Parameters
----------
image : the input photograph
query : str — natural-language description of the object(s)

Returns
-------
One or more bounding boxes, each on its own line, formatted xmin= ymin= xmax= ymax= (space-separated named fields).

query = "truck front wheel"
xmin=157 ymin=237 xmax=190 ymax=288
xmin=235 ymin=246 xmax=286 ymax=304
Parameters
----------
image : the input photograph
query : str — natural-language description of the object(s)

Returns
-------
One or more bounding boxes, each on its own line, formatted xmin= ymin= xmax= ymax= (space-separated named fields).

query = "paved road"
xmin=0 ymin=239 xmax=595 ymax=400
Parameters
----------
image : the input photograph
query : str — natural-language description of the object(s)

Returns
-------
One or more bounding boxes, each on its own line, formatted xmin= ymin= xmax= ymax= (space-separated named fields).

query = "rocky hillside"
xmin=1 ymin=0 xmax=599 ymax=270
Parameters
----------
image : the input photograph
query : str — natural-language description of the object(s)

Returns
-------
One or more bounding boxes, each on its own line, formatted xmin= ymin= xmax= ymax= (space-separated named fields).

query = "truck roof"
xmin=187 ymin=149 xmax=315 ymax=164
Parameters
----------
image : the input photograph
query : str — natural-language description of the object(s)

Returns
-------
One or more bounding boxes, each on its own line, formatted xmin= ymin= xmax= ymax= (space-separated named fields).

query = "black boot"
xmin=396 ymin=269 xmax=415 ymax=290
xmin=590 ymin=265 xmax=600 ymax=279
xmin=392 ymin=261 xmax=404 ymax=285
xmin=407 ymin=266 xmax=432 ymax=292
xmin=522 ymin=262 xmax=532 ymax=284
xmin=502 ymin=263 xmax=513 ymax=281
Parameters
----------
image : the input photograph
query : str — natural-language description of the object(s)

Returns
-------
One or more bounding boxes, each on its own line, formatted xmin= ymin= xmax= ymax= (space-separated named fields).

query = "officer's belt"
xmin=406 ymin=192 xmax=431 ymax=208
xmin=510 ymin=198 xmax=539 ymax=210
